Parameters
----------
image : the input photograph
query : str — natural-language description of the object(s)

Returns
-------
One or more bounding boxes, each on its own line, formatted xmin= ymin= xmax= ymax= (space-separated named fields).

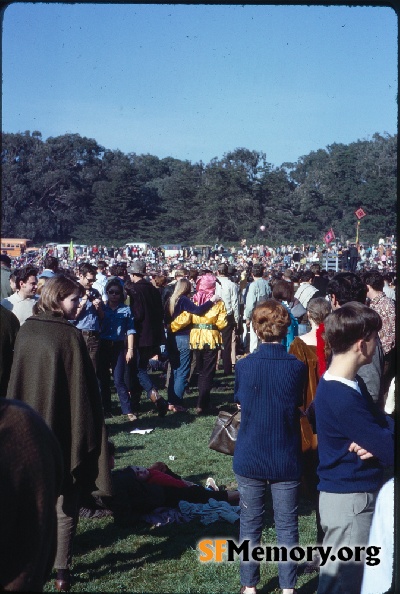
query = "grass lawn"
xmin=44 ymin=369 xmax=319 ymax=593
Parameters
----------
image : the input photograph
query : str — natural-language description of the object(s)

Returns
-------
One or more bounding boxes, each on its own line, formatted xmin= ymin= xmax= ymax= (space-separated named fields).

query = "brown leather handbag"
xmin=208 ymin=410 xmax=241 ymax=456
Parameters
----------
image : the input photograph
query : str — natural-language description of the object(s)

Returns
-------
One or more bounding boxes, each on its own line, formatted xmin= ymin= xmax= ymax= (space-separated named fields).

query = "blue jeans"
xmin=136 ymin=347 xmax=155 ymax=394
xmin=98 ymin=340 xmax=132 ymax=414
xmin=235 ymin=474 xmax=300 ymax=589
xmin=166 ymin=333 xmax=192 ymax=404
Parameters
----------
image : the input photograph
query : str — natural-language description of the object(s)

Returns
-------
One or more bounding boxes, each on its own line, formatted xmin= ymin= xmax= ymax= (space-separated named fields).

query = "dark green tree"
xmin=1 ymin=132 xmax=104 ymax=242
xmin=1 ymin=131 xmax=396 ymax=246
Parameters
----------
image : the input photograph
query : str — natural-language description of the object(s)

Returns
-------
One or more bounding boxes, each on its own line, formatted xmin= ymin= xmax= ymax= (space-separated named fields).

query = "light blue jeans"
xmin=235 ymin=474 xmax=300 ymax=589
xmin=166 ymin=333 xmax=192 ymax=404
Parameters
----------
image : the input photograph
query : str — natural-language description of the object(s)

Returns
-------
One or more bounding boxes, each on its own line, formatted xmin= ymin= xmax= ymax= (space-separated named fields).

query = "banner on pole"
xmin=355 ymin=208 xmax=366 ymax=219
xmin=324 ymin=228 xmax=335 ymax=244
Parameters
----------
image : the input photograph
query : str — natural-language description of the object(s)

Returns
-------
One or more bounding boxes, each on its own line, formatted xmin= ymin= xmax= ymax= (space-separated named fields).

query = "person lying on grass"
xmin=79 ymin=442 xmax=239 ymax=524
xmin=130 ymin=461 xmax=196 ymax=488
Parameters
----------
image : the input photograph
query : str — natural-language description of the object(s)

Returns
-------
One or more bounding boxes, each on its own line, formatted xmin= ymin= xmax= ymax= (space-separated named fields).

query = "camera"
xmin=87 ymin=288 xmax=101 ymax=302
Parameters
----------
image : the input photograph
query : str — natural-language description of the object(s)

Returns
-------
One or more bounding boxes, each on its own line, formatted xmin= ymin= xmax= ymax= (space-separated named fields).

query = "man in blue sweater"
xmin=315 ymin=302 xmax=394 ymax=594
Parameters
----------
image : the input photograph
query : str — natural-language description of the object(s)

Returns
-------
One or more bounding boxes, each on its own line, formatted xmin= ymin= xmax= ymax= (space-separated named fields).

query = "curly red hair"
xmin=252 ymin=299 xmax=291 ymax=342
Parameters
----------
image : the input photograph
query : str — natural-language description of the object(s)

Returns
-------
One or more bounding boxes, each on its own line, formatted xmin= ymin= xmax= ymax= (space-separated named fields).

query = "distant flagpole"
xmin=355 ymin=221 xmax=360 ymax=244
xmin=68 ymin=239 xmax=74 ymax=260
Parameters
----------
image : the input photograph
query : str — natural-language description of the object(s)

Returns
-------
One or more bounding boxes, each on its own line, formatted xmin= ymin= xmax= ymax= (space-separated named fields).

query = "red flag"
xmin=355 ymin=208 xmax=366 ymax=219
xmin=324 ymin=228 xmax=335 ymax=244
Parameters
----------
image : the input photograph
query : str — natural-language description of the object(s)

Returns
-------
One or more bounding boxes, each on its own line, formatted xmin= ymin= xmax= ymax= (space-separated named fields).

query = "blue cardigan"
xmin=315 ymin=377 xmax=394 ymax=494
xmin=233 ymin=343 xmax=306 ymax=481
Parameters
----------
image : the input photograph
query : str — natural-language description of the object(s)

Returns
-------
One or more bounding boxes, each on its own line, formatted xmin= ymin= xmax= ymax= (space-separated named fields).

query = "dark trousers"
xmin=195 ymin=348 xmax=218 ymax=410
xmin=301 ymin=449 xmax=324 ymax=544
xmin=221 ymin=313 xmax=235 ymax=375
xmin=81 ymin=331 xmax=100 ymax=374
xmin=163 ymin=485 xmax=229 ymax=508
xmin=98 ymin=340 xmax=132 ymax=415
xmin=349 ymin=257 xmax=358 ymax=272
xmin=54 ymin=486 xmax=81 ymax=570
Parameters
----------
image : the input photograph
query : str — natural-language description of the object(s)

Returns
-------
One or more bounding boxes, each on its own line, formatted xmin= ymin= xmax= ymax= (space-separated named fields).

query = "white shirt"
xmin=93 ymin=272 xmax=108 ymax=302
xmin=323 ymin=371 xmax=361 ymax=394
xmin=294 ymin=282 xmax=319 ymax=308
xmin=383 ymin=284 xmax=395 ymax=301
xmin=360 ymin=479 xmax=394 ymax=594
xmin=1 ymin=292 xmax=37 ymax=325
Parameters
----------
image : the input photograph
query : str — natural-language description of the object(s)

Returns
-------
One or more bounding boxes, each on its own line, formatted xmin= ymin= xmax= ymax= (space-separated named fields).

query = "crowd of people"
xmin=0 ymin=237 xmax=396 ymax=593
xmin=7 ymin=238 xmax=397 ymax=278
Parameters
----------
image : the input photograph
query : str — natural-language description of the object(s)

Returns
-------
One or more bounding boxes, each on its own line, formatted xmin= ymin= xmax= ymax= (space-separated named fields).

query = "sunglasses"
xmin=108 ymin=290 xmax=121 ymax=295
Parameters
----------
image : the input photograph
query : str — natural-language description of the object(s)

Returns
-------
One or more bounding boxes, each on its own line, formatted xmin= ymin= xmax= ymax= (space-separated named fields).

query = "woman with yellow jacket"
xmin=171 ymin=273 xmax=227 ymax=414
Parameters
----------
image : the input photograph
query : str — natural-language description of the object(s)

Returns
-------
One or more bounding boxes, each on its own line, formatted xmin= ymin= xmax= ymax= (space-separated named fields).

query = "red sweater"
xmin=147 ymin=469 xmax=187 ymax=488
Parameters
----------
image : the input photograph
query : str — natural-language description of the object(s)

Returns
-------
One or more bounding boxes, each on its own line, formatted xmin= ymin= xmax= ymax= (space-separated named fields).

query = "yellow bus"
xmin=0 ymin=238 xmax=32 ymax=257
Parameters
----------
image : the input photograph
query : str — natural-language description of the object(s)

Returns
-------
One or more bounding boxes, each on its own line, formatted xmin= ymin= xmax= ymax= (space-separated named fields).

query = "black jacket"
xmin=126 ymin=279 xmax=165 ymax=348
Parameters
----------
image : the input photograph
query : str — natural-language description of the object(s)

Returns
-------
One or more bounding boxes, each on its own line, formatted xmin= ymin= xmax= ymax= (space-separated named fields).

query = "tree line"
xmin=1 ymin=130 xmax=396 ymax=246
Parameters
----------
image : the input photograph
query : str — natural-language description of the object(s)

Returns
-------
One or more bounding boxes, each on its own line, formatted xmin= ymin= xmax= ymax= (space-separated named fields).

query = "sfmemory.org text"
xmin=198 ymin=539 xmax=381 ymax=567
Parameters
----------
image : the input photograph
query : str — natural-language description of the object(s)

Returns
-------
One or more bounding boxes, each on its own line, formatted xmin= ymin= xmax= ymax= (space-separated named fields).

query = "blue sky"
xmin=2 ymin=3 xmax=397 ymax=168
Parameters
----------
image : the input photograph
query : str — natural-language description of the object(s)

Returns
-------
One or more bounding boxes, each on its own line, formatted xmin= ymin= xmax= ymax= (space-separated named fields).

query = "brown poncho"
xmin=7 ymin=312 xmax=112 ymax=497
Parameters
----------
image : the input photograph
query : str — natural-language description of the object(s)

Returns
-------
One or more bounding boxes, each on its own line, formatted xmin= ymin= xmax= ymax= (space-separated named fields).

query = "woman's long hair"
xmin=33 ymin=274 xmax=84 ymax=317
xmin=306 ymin=297 xmax=332 ymax=376
xmin=168 ymin=278 xmax=191 ymax=317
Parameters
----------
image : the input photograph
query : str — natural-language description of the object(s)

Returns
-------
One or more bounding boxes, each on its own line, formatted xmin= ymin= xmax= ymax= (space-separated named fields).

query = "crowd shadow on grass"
xmin=106 ymin=368 xmax=235 ymax=426
xmin=72 ymin=517 xmax=319 ymax=593
xmin=105 ymin=398 xmax=235 ymax=435
xmin=297 ymin=574 xmax=319 ymax=593
xmin=105 ymin=407 xmax=199 ymax=434
xmin=72 ymin=519 xmax=236 ymax=586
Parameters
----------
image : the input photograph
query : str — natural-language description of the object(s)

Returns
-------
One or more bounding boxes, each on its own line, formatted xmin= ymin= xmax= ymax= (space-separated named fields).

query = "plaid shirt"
xmin=370 ymin=292 xmax=396 ymax=355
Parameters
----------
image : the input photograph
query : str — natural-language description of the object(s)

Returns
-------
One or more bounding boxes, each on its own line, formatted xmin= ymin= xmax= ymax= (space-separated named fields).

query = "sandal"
xmin=126 ymin=413 xmax=138 ymax=422
xmin=205 ymin=477 xmax=219 ymax=491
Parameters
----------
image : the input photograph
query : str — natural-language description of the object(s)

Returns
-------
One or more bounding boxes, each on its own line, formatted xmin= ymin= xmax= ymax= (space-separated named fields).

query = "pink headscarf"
xmin=193 ymin=273 xmax=216 ymax=305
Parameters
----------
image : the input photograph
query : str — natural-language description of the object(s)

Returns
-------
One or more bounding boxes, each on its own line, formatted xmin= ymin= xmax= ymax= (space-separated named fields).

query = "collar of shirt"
xmin=15 ymin=292 xmax=37 ymax=303
xmin=370 ymin=292 xmax=385 ymax=305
